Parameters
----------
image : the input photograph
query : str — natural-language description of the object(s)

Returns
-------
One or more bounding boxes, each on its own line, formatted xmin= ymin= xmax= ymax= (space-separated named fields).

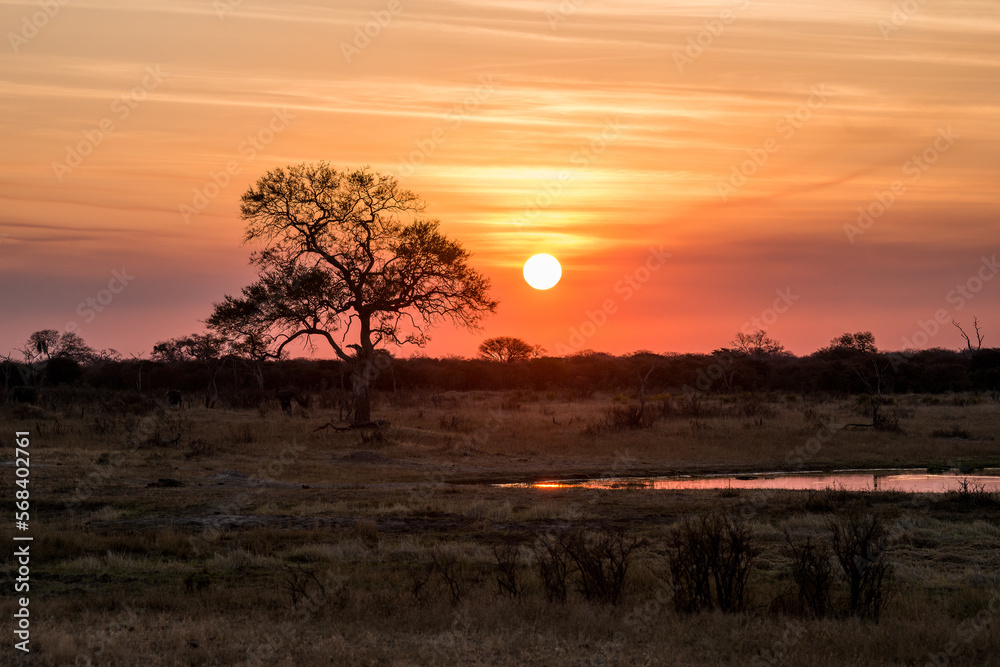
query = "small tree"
xmin=23 ymin=329 xmax=59 ymax=363
xmin=19 ymin=330 xmax=95 ymax=386
xmin=626 ymin=351 xmax=659 ymax=414
xmin=828 ymin=332 xmax=896 ymax=429
xmin=952 ymin=317 xmax=984 ymax=353
xmin=152 ymin=333 xmax=227 ymax=407
xmin=54 ymin=332 xmax=96 ymax=363
xmin=477 ymin=336 xmax=541 ymax=363
xmin=732 ymin=329 xmax=787 ymax=360
xmin=830 ymin=512 xmax=895 ymax=620
xmin=208 ymin=163 xmax=497 ymax=423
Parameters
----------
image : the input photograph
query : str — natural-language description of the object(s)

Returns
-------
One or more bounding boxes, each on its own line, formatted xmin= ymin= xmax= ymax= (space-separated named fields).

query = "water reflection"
xmin=498 ymin=470 xmax=1000 ymax=493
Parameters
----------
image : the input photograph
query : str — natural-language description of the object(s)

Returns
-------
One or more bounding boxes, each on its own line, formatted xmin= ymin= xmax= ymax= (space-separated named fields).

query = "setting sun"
xmin=523 ymin=253 xmax=562 ymax=290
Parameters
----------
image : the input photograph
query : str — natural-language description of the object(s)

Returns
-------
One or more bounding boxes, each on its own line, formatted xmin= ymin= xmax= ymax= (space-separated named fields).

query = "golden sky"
xmin=1 ymin=0 xmax=998 ymax=357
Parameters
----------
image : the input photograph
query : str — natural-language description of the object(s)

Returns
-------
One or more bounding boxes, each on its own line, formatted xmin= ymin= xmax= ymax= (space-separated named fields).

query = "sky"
xmin=1 ymin=0 xmax=998 ymax=359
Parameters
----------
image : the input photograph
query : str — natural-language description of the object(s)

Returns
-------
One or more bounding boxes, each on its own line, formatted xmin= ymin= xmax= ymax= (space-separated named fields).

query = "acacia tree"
xmin=208 ymin=163 xmax=497 ymax=422
xmin=478 ymin=337 xmax=542 ymax=363
xmin=732 ymin=329 xmax=787 ymax=360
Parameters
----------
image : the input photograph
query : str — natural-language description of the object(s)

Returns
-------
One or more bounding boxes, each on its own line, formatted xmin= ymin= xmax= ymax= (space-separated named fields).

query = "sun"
xmin=523 ymin=253 xmax=562 ymax=290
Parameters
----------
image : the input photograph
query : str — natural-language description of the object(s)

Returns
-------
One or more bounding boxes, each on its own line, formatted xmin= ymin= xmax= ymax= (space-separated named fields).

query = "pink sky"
xmin=1 ymin=0 xmax=998 ymax=359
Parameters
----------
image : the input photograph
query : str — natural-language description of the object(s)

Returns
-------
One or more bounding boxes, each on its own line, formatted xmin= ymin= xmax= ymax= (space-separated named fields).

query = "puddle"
xmin=496 ymin=469 xmax=1000 ymax=493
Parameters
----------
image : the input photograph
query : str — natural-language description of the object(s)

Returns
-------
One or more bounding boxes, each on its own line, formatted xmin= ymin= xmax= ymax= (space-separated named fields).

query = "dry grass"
xmin=1 ymin=391 xmax=999 ymax=665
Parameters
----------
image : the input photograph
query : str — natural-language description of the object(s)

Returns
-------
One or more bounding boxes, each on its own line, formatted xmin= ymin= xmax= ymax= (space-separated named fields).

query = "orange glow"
xmin=1 ymin=1 xmax=997 ymax=356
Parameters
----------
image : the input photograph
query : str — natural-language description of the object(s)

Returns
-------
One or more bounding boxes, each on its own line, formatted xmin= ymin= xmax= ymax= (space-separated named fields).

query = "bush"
xmin=562 ymin=528 xmax=643 ymax=605
xmin=829 ymin=512 xmax=895 ymax=621
xmin=586 ymin=404 xmax=654 ymax=432
xmin=533 ymin=534 xmax=571 ymax=603
xmin=492 ymin=543 xmax=523 ymax=599
xmin=784 ymin=531 xmax=832 ymax=617
xmin=532 ymin=528 xmax=643 ymax=604
xmin=949 ymin=477 xmax=999 ymax=507
xmin=668 ymin=512 xmax=757 ymax=613
xmin=430 ymin=548 xmax=474 ymax=605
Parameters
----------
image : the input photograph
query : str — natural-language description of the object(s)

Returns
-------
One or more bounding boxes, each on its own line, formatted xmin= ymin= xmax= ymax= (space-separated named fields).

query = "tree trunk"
xmin=351 ymin=361 xmax=372 ymax=423
xmin=351 ymin=344 xmax=375 ymax=423
xmin=350 ymin=319 xmax=378 ymax=424
xmin=206 ymin=364 xmax=221 ymax=409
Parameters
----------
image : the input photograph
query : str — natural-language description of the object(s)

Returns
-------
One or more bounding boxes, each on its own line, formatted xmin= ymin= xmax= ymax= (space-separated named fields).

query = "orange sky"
xmin=1 ymin=0 xmax=998 ymax=358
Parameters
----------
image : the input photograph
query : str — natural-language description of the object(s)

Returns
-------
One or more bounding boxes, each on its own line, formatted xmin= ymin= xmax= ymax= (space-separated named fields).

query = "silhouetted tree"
xmin=18 ymin=330 xmax=95 ymax=386
xmin=208 ymin=163 xmax=497 ymax=422
xmin=952 ymin=317 xmax=984 ymax=353
xmin=828 ymin=332 xmax=897 ymax=429
xmin=478 ymin=336 xmax=541 ymax=363
xmin=23 ymin=329 xmax=60 ymax=363
xmin=732 ymin=329 xmax=787 ymax=359
xmin=152 ymin=333 xmax=227 ymax=407
xmin=54 ymin=332 xmax=96 ymax=363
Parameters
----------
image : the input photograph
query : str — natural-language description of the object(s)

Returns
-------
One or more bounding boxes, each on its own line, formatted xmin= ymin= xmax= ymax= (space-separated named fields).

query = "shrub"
xmin=281 ymin=564 xmax=326 ymax=610
xmin=492 ymin=543 xmax=523 ymax=599
xmin=668 ymin=511 xmax=757 ymax=613
xmin=950 ymin=477 xmax=998 ymax=507
xmin=784 ymin=531 xmax=832 ymax=617
xmin=533 ymin=534 xmax=571 ymax=603
xmin=829 ymin=512 xmax=895 ymax=621
xmin=430 ymin=548 xmax=474 ymax=605
xmin=586 ymin=404 xmax=654 ymax=432
xmin=562 ymin=528 xmax=643 ymax=605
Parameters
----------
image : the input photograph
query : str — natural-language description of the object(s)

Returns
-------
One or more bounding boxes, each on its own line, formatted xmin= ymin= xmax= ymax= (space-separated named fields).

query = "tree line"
xmin=3 ymin=164 xmax=996 ymax=414
xmin=3 ymin=329 xmax=997 ymax=406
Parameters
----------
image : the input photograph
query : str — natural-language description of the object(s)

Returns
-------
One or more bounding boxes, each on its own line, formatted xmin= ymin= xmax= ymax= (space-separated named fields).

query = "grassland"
xmin=2 ymin=390 xmax=999 ymax=665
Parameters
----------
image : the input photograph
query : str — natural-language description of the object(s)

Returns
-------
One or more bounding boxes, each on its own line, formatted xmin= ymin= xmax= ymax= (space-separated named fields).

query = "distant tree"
xmin=53 ymin=332 xmax=96 ymax=362
xmin=626 ymin=351 xmax=660 ymax=413
xmin=23 ymin=329 xmax=60 ymax=363
xmin=207 ymin=163 xmax=497 ymax=423
xmin=828 ymin=332 xmax=897 ymax=429
xmin=19 ymin=330 xmax=95 ymax=382
xmin=732 ymin=329 xmax=787 ymax=359
xmin=478 ymin=337 xmax=542 ymax=363
xmin=952 ymin=317 xmax=984 ymax=353
xmin=152 ymin=333 xmax=227 ymax=407
xmin=152 ymin=334 xmax=225 ymax=361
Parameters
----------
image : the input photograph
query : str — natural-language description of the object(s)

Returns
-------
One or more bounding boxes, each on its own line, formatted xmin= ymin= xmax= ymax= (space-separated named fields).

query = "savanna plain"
xmin=4 ymin=389 xmax=1000 ymax=666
